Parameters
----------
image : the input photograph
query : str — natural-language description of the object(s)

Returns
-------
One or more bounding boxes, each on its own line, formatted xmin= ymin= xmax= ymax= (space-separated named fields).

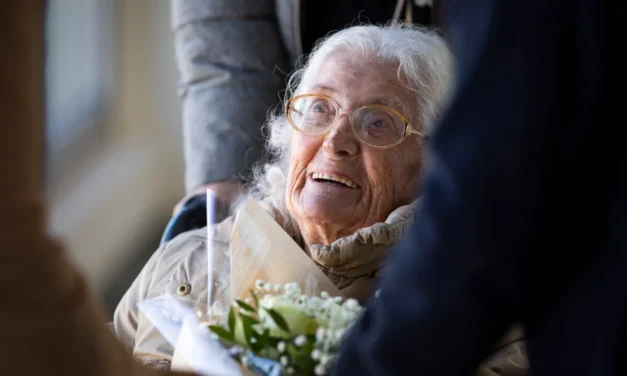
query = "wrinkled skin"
xmin=286 ymin=53 xmax=423 ymax=247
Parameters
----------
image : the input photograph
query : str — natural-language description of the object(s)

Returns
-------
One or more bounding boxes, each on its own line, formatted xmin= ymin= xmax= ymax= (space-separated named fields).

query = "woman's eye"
xmin=366 ymin=116 xmax=391 ymax=130
xmin=312 ymin=102 xmax=328 ymax=113
xmin=370 ymin=119 xmax=387 ymax=128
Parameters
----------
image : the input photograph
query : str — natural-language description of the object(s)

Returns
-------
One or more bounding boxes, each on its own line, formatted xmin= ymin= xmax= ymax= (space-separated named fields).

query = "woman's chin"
xmin=298 ymin=195 xmax=361 ymax=225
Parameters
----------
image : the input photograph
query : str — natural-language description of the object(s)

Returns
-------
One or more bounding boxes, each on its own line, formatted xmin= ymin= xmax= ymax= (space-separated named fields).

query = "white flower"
xmin=316 ymin=328 xmax=326 ymax=343
xmin=274 ymin=284 xmax=283 ymax=293
xmin=341 ymin=308 xmax=358 ymax=322
xmin=277 ymin=341 xmax=286 ymax=353
xmin=255 ymin=280 xmax=265 ymax=289
xmin=264 ymin=283 xmax=274 ymax=292
xmin=319 ymin=353 xmax=332 ymax=366
xmin=321 ymin=291 xmax=329 ymax=299
xmin=286 ymin=367 xmax=294 ymax=375
xmin=314 ymin=364 xmax=326 ymax=375
xmin=311 ymin=349 xmax=321 ymax=360
xmin=294 ymin=335 xmax=306 ymax=347
xmin=343 ymin=298 xmax=359 ymax=310
xmin=284 ymin=282 xmax=301 ymax=296
xmin=280 ymin=356 xmax=289 ymax=367
xmin=260 ymin=296 xmax=275 ymax=310
xmin=245 ymin=297 xmax=252 ymax=304
xmin=250 ymin=337 xmax=257 ymax=344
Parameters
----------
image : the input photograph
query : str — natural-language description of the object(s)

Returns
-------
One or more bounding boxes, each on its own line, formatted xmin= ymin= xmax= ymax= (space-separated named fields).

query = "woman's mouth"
xmin=310 ymin=172 xmax=359 ymax=189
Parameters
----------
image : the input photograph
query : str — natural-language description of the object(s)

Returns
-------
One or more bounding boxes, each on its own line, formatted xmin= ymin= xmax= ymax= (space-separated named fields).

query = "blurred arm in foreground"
xmin=0 ymin=2 xmax=192 ymax=375
xmin=333 ymin=0 xmax=626 ymax=375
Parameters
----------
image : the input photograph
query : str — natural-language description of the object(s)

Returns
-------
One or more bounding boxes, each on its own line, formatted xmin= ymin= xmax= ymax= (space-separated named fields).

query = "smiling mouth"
xmin=311 ymin=172 xmax=359 ymax=189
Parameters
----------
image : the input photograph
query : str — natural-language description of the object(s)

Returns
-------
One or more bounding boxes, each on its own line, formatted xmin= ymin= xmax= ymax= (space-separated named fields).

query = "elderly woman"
xmin=114 ymin=24 xmax=526 ymax=375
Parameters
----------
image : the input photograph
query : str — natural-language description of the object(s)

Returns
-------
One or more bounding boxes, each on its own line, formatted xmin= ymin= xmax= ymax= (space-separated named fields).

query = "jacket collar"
xmin=257 ymin=196 xmax=419 ymax=280
xmin=306 ymin=199 xmax=420 ymax=278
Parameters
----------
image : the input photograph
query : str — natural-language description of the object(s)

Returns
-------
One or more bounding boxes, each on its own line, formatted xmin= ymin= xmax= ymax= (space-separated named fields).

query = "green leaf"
xmin=236 ymin=299 xmax=256 ymax=313
xmin=287 ymin=338 xmax=317 ymax=374
xmin=240 ymin=314 xmax=257 ymax=347
xmin=250 ymin=290 xmax=259 ymax=309
xmin=264 ymin=308 xmax=290 ymax=333
xmin=228 ymin=307 xmax=236 ymax=334
xmin=208 ymin=325 xmax=234 ymax=343
xmin=255 ymin=328 xmax=269 ymax=353
xmin=243 ymin=312 xmax=259 ymax=324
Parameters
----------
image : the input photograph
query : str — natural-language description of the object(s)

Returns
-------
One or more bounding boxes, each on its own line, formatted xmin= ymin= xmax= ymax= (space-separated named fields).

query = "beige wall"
xmin=46 ymin=0 xmax=185 ymax=306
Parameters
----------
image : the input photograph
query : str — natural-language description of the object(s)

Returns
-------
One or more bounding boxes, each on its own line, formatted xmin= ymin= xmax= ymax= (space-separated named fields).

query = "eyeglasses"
xmin=286 ymin=94 xmax=425 ymax=148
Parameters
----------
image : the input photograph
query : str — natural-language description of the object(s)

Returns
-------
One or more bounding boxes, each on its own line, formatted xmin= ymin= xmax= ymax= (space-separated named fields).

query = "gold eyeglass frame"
xmin=285 ymin=93 xmax=426 ymax=149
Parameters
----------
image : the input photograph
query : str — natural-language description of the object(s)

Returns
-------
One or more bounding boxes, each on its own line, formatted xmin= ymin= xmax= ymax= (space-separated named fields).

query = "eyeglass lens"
xmin=288 ymin=95 xmax=407 ymax=147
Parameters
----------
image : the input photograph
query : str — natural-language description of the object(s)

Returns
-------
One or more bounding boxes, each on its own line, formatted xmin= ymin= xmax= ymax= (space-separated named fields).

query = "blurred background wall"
xmin=44 ymin=0 xmax=184 ymax=318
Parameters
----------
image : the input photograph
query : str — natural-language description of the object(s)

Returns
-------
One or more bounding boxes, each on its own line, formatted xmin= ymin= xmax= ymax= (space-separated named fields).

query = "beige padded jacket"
xmin=114 ymin=200 xmax=527 ymax=375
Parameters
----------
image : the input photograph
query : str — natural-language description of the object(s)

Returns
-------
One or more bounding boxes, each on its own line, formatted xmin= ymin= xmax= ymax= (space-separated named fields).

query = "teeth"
xmin=311 ymin=172 xmax=358 ymax=189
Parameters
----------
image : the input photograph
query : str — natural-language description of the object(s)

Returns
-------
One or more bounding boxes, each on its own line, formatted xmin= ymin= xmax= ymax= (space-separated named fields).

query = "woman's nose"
xmin=322 ymin=113 xmax=359 ymax=156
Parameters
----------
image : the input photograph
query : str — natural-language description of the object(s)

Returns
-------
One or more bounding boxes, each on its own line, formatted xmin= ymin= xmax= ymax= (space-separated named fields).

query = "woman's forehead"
xmin=300 ymin=54 xmax=412 ymax=112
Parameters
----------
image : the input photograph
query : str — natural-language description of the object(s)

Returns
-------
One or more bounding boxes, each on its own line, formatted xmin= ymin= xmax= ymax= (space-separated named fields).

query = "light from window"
xmin=45 ymin=0 xmax=113 ymax=156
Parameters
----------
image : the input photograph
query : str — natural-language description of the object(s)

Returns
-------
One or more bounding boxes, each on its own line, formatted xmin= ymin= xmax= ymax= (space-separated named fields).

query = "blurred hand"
xmin=173 ymin=179 xmax=246 ymax=216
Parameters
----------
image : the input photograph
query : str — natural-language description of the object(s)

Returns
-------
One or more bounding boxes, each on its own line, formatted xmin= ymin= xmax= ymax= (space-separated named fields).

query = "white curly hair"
xmin=249 ymin=23 xmax=453 ymax=222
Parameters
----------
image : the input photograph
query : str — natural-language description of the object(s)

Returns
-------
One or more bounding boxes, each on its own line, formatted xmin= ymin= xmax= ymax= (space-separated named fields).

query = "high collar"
xmin=305 ymin=200 xmax=420 ymax=278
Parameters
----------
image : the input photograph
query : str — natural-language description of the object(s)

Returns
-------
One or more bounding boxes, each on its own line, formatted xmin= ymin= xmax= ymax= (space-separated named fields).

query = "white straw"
xmin=206 ymin=189 xmax=217 ymax=310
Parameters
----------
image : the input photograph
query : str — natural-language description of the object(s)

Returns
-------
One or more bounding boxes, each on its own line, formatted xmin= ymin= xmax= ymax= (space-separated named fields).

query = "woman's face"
xmin=285 ymin=53 xmax=423 ymax=246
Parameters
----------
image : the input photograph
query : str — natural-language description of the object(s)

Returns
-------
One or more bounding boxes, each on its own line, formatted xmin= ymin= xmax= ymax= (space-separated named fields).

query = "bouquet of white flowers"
xmin=207 ymin=280 xmax=364 ymax=376
xmin=141 ymin=196 xmax=365 ymax=376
